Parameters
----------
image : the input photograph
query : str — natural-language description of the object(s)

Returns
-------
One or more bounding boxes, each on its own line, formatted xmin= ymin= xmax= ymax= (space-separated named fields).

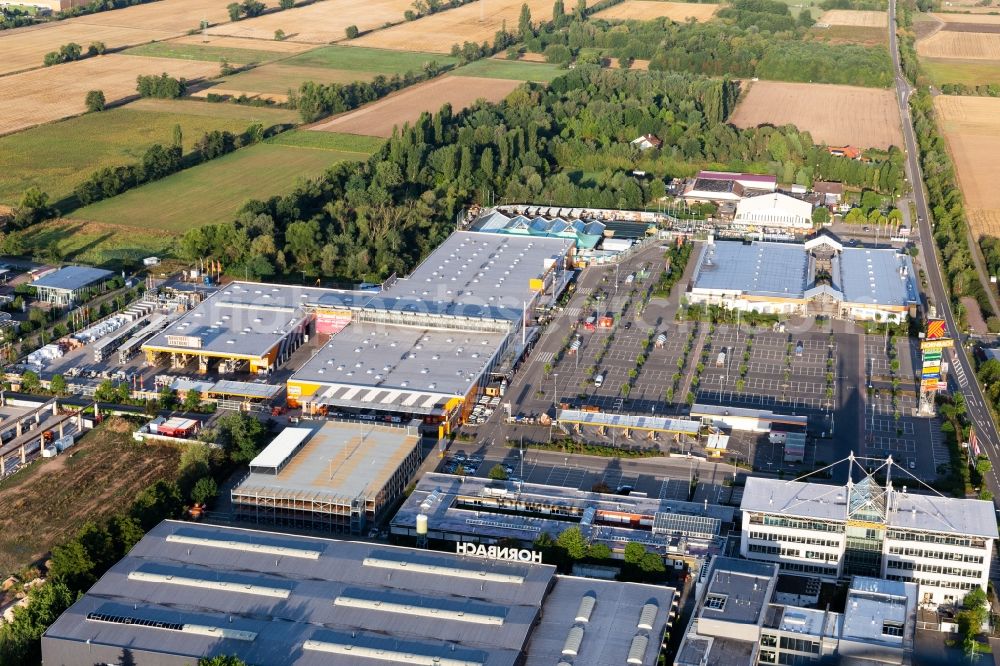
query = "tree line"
xmin=175 ymin=68 xmax=904 ymax=286
xmin=910 ymin=89 xmax=994 ymax=328
xmin=290 ymin=60 xmax=451 ymax=122
xmin=524 ymin=0 xmax=893 ymax=88
xmin=136 ymin=73 xmax=186 ymax=99
xmin=73 ymin=123 xmax=267 ymax=206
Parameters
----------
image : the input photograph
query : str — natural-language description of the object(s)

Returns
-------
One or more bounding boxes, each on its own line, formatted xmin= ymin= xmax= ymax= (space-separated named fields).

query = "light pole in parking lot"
xmin=552 ymin=373 xmax=559 ymax=412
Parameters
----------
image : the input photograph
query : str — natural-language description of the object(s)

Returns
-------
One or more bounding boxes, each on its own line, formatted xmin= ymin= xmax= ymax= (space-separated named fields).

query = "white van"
xmin=594 ymin=373 xmax=605 ymax=388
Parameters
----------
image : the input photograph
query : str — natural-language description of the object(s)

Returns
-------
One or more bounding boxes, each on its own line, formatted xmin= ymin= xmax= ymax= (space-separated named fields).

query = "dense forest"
xmin=522 ymin=0 xmax=893 ymax=87
xmin=178 ymin=68 xmax=905 ymax=284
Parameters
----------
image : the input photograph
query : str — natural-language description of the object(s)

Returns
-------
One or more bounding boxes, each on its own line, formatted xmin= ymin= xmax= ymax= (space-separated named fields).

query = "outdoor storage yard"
xmin=0 ymin=0 xmax=236 ymax=76
xmin=351 ymin=0 xmax=595 ymax=53
xmin=0 ymin=418 xmax=180 ymax=575
xmin=934 ymin=95 xmax=1000 ymax=239
xmin=0 ymin=55 xmax=220 ymax=136
xmin=207 ymin=0 xmax=415 ymax=44
xmin=817 ymin=9 xmax=887 ymax=26
xmin=591 ymin=1 xmax=719 ymax=22
xmin=728 ymin=80 xmax=903 ymax=150
xmin=309 ymin=74 xmax=523 ymax=137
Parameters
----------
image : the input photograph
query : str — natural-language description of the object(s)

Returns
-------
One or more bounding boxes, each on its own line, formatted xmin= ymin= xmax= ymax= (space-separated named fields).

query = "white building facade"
xmin=740 ymin=460 xmax=996 ymax=607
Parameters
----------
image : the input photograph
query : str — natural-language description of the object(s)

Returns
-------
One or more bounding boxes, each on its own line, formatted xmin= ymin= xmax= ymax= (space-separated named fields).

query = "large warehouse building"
xmin=739 ymin=456 xmax=997 ymax=606
xmin=732 ymin=192 xmax=813 ymax=234
xmin=287 ymin=231 xmax=574 ymax=429
xmin=143 ymin=230 xmax=574 ymax=428
xmin=232 ymin=420 xmax=423 ymax=534
xmin=687 ymin=235 xmax=919 ymax=322
xmin=42 ymin=521 xmax=677 ymax=666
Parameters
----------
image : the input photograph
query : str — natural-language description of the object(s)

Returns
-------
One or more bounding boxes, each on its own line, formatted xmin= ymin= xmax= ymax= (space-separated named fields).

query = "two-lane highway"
xmin=887 ymin=0 xmax=1000 ymax=496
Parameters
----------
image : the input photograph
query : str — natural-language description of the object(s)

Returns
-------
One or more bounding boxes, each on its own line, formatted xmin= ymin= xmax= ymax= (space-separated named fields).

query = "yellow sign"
xmin=846 ymin=519 xmax=884 ymax=530
xmin=921 ymin=339 xmax=953 ymax=351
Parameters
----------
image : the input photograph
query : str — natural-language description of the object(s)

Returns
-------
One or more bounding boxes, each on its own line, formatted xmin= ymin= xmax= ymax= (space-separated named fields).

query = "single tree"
xmin=84 ymin=89 xmax=105 ymax=112
xmin=49 ymin=374 xmax=67 ymax=395
xmin=183 ymin=388 xmax=203 ymax=412
xmin=87 ymin=40 xmax=106 ymax=56
xmin=191 ymin=476 xmax=219 ymax=505
xmin=274 ymin=28 xmax=286 ymax=40
xmin=227 ymin=2 xmax=241 ymax=21
xmin=345 ymin=24 xmax=359 ymax=38
xmin=280 ymin=0 xmax=294 ymax=7
xmin=487 ymin=463 xmax=508 ymax=480
xmin=517 ymin=3 xmax=532 ymax=39
xmin=556 ymin=526 xmax=587 ymax=560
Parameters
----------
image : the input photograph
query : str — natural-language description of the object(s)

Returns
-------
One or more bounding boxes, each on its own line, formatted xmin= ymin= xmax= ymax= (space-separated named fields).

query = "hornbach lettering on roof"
xmin=456 ymin=542 xmax=543 ymax=563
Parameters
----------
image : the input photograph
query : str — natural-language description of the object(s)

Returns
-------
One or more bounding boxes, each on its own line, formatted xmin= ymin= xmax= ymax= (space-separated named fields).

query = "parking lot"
xmin=464 ymin=240 xmax=953 ymax=486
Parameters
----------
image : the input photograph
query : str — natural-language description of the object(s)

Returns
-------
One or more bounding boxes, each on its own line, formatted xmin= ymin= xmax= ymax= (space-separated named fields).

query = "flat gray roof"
xmin=32 ymin=266 xmax=113 ymax=291
xmin=375 ymin=231 xmax=573 ymax=321
xmin=701 ymin=557 xmax=776 ymax=625
xmin=741 ymin=477 xmax=999 ymax=539
xmin=842 ymin=576 xmax=915 ymax=643
xmin=291 ymin=322 xmax=509 ymax=411
xmin=145 ymin=282 xmax=370 ymax=359
xmin=43 ymin=521 xmax=556 ymax=666
xmin=234 ymin=420 xmax=421 ymax=503
xmin=836 ymin=248 xmax=919 ymax=307
xmin=692 ymin=241 xmax=808 ymax=299
xmin=524 ymin=576 xmax=675 ymax=666
xmin=393 ymin=473 xmax=733 ymax=556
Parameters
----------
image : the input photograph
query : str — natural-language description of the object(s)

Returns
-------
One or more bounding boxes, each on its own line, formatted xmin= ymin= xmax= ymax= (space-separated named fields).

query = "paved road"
xmin=888 ymin=0 xmax=1000 ymax=497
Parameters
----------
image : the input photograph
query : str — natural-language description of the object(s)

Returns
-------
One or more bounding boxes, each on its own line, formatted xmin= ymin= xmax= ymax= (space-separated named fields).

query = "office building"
xmin=740 ymin=456 xmax=996 ymax=606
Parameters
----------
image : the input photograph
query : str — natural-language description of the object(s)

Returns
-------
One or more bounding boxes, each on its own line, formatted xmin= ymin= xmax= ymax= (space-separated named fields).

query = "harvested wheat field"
xmin=0 ymin=0 xmax=237 ymax=76
xmin=934 ymin=96 xmax=1000 ymax=238
xmin=0 ymin=55 xmax=218 ymax=135
xmin=593 ymin=1 xmax=719 ymax=22
xmin=918 ymin=31 xmax=1000 ymax=58
xmin=352 ymin=0 xmax=596 ymax=53
xmin=933 ymin=12 xmax=1000 ymax=24
xmin=168 ymin=34 xmax=317 ymax=53
xmin=818 ymin=9 xmax=887 ymax=27
xmin=729 ymin=81 xmax=902 ymax=149
xmin=209 ymin=0 xmax=414 ymax=44
xmin=310 ymin=75 xmax=522 ymax=137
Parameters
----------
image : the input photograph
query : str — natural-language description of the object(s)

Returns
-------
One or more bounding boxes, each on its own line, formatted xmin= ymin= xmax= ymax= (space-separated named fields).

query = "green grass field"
xmin=921 ymin=57 xmax=1000 ymax=87
xmin=268 ymin=130 xmax=385 ymax=153
xmin=122 ymin=41 xmax=286 ymax=65
xmin=283 ymin=45 xmax=459 ymax=72
xmin=0 ymin=102 xmax=296 ymax=207
xmin=202 ymin=46 xmax=460 ymax=98
xmin=453 ymin=58 xmax=568 ymax=83
xmin=19 ymin=221 xmax=178 ymax=268
xmin=74 ymin=143 xmax=368 ymax=232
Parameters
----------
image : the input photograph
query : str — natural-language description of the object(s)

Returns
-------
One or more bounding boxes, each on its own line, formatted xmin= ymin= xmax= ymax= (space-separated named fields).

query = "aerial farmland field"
xmin=0 ymin=55 xmax=220 ymax=136
xmin=817 ymin=9 xmax=887 ymax=27
xmin=207 ymin=0 xmax=415 ymax=44
xmin=934 ymin=95 xmax=1000 ymax=239
xmin=73 ymin=142 xmax=372 ymax=231
xmin=350 ymin=0 xmax=596 ymax=53
xmin=917 ymin=31 xmax=1000 ymax=59
xmin=193 ymin=45 xmax=457 ymax=101
xmin=728 ymin=80 xmax=903 ymax=149
xmin=0 ymin=100 xmax=297 ymax=205
xmin=452 ymin=57 xmax=567 ymax=82
xmin=0 ymin=0 xmax=237 ymax=76
xmin=308 ymin=75 xmax=522 ymax=137
xmin=591 ymin=1 xmax=719 ymax=22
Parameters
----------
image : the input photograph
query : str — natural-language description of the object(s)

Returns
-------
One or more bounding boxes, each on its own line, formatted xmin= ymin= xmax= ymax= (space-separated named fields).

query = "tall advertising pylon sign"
xmin=918 ymin=319 xmax=952 ymax=415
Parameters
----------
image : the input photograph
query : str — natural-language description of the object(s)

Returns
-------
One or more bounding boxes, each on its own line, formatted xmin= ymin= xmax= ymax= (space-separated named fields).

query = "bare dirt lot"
xmin=351 ymin=0 xmax=595 ymax=53
xmin=0 ymin=55 xmax=219 ymax=135
xmin=817 ymin=9 xmax=887 ymax=26
xmin=0 ymin=418 xmax=180 ymax=576
xmin=592 ymin=1 xmax=719 ymax=22
xmin=917 ymin=31 xmax=1000 ymax=58
xmin=208 ymin=0 xmax=414 ymax=44
xmin=728 ymin=80 xmax=903 ymax=149
xmin=934 ymin=95 xmax=1000 ymax=239
xmin=309 ymin=74 xmax=522 ymax=136
xmin=0 ymin=0 xmax=236 ymax=76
